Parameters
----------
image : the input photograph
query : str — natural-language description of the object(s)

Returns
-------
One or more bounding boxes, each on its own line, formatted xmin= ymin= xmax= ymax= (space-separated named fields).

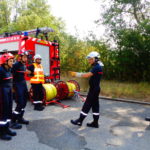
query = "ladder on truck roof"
xmin=0 ymin=27 xmax=54 ymax=38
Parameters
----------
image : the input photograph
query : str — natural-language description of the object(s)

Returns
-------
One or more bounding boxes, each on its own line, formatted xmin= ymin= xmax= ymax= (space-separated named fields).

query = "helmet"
xmin=34 ymin=54 xmax=42 ymax=60
xmin=86 ymin=51 xmax=100 ymax=59
xmin=18 ymin=50 xmax=29 ymax=56
xmin=0 ymin=53 xmax=14 ymax=65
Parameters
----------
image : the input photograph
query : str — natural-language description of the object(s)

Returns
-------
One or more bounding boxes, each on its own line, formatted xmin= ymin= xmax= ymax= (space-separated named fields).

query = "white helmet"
xmin=86 ymin=51 xmax=100 ymax=59
xmin=34 ymin=54 xmax=42 ymax=60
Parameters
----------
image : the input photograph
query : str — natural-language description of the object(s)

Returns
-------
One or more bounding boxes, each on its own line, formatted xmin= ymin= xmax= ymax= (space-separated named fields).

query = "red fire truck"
xmin=0 ymin=27 xmax=60 ymax=81
xmin=0 ymin=27 xmax=81 ymax=107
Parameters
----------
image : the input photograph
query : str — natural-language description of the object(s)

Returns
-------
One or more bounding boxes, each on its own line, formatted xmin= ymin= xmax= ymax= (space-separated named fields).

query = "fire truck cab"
xmin=0 ymin=27 xmax=60 ymax=82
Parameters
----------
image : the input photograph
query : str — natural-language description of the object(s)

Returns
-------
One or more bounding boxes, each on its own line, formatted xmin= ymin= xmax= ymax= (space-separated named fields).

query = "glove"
xmin=68 ymin=71 xmax=83 ymax=77
xmin=25 ymin=69 xmax=32 ymax=75
xmin=68 ymin=71 xmax=77 ymax=77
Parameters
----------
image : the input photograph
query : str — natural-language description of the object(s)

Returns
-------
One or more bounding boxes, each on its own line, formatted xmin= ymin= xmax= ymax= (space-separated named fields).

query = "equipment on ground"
xmin=29 ymin=80 xmax=80 ymax=108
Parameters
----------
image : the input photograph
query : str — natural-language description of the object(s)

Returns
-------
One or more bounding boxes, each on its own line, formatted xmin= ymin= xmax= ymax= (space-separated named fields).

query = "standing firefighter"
xmin=11 ymin=51 xmax=30 ymax=126
xmin=28 ymin=54 xmax=45 ymax=111
xmin=70 ymin=51 xmax=103 ymax=128
xmin=0 ymin=53 xmax=17 ymax=141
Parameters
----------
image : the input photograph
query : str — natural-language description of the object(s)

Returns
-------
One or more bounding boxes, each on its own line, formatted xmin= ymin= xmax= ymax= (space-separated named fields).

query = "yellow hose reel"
xmin=42 ymin=84 xmax=57 ymax=101
xmin=66 ymin=82 xmax=76 ymax=97
xmin=29 ymin=80 xmax=80 ymax=105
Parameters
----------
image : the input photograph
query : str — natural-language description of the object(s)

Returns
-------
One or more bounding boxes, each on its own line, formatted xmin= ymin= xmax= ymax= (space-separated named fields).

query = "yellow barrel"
xmin=42 ymin=84 xmax=57 ymax=101
xmin=66 ymin=82 xmax=76 ymax=97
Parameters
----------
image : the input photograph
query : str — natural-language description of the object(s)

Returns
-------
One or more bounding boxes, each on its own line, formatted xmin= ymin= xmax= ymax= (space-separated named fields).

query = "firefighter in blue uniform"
xmin=70 ymin=51 xmax=103 ymax=128
xmin=11 ymin=51 xmax=30 ymax=126
xmin=0 ymin=53 xmax=17 ymax=141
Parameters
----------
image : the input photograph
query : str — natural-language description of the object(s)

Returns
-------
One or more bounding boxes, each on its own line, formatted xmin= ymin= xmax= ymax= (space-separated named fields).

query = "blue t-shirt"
xmin=89 ymin=63 xmax=103 ymax=89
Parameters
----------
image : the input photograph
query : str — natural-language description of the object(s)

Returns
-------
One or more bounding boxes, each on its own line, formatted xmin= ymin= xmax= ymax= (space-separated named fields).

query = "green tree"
xmin=98 ymin=0 xmax=150 ymax=82
xmin=0 ymin=0 xmax=11 ymax=31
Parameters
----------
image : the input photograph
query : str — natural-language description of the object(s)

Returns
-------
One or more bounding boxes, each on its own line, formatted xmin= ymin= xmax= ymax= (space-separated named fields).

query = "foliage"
xmin=0 ymin=0 xmax=65 ymax=37
xmin=99 ymin=0 xmax=150 ymax=82
xmin=0 ymin=0 xmax=150 ymax=83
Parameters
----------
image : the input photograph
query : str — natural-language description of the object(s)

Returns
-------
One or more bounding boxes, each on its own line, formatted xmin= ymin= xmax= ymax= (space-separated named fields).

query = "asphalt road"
xmin=0 ymin=97 xmax=150 ymax=150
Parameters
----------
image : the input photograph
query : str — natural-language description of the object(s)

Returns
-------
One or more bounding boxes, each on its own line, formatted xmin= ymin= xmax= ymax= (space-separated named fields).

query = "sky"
xmin=48 ymin=0 xmax=105 ymax=39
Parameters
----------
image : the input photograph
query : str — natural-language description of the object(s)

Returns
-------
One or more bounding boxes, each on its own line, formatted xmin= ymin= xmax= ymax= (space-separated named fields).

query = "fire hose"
xmin=29 ymin=80 xmax=80 ymax=108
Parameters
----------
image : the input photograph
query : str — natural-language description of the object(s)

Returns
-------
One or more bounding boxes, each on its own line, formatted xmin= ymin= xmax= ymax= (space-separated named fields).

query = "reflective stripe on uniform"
xmin=33 ymin=101 xmax=43 ymax=104
xmin=0 ymin=121 xmax=7 ymax=125
xmin=93 ymin=113 xmax=99 ymax=116
xmin=7 ymin=119 xmax=11 ymax=122
xmin=13 ymin=111 xmax=20 ymax=114
xmin=80 ymin=111 xmax=88 ymax=116
xmin=3 ymin=77 xmax=13 ymax=80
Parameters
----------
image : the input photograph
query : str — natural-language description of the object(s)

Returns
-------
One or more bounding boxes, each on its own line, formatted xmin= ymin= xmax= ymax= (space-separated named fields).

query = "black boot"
xmin=71 ymin=119 xmax=82 ymax=126
xmin=11 ymin=113 xmax=22 ymax=129
xmin=0 ymin=133 xmax=12 ymax=141
xmin=87 ymin=114 xmax=99 ymax=128
xmin=18 ymin=110 xmax=29 ymax=125
xmin=5 ymin=127 xmax=17 ymax=136
xmin=0 ymin=127 xmax=12 ymax=141
xmin=70 ymin=113 xmax=86 ymax=126
xmin=145 ymin=117 xmax=150 ymax=121
xmin=10 ymin=122 xmax=22 ymax=129
xmin=34 ymin=103 xmax=44 ymax=111
xmin=18 ymin=118 xmax=29 ymax=125
xmin=87 ymin=122 xmax=99 ymax=128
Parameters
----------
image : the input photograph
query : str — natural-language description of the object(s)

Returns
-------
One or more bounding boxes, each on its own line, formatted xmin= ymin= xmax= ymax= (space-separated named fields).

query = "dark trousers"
xmin=31 ymin=84 xmax=44 ymax=104
xmin=0 ymin=87 xmax=12 ymax=128
xmin=82 ymin=87 xmax=100 ymax=115
xmin=13 ymin=81 xmax=28 ymax=117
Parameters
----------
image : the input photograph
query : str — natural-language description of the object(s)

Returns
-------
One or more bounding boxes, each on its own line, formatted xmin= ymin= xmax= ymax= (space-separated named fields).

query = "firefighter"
xmin=28 ymin=54 xmax=45 ymax=111
xmin=0 ymin=53 xmax=17 ymax=141
xmin=70 ymin=51 xmax=103 ymax=128
xmin=11 ymin=51 xmax=30 ymax=126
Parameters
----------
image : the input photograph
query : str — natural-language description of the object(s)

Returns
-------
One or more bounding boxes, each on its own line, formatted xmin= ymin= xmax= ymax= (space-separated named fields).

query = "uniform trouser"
xmin=0 ymin=86 xmax=12 ymax=130
xmin=12 ymin=81 xmax=28 ymax=120
xmin=81 ymin=87 xmax=100 ymax=119
xmin=31 ymin=84 xmax=44 ymax=104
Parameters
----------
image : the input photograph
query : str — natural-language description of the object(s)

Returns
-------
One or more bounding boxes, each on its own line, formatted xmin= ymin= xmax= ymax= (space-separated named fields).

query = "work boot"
xmin=6 ymin=128 xmax=17 ymax=136
xmin=18 ymin=118 xmax=29 ymax=125
xmin=0 ymin=133 xmax=12 ymax=141
xmin=145 ymin=117 xmax=150 ymax=121
xmin=10 ymin=122 xmax=22 ymax=129
xmin=34 ymin=104 xmax=44 ymax=111
xmin=87 ymin=122 xmax=99 ymax=128
xmin=70 ymin=119 xmax=82 ymax=126
xmin=71 ymin=113 xmax=87 ymax=126
xmin=17 ymin=110 xmax=29 ymax=125
xmin=0 ymin=127 xmax=12 ymax=141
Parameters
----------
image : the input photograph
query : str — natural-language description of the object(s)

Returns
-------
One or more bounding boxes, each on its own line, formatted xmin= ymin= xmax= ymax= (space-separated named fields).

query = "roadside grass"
xmin=100 ymin=80 xmax=150 ymax=102
xmin=61 ymin=75 xmax=150 ymax=102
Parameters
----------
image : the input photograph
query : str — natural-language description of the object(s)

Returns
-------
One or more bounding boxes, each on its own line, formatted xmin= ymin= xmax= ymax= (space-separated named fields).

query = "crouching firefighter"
xmin=70 ymin=51 xmax=103 ymax=128
xmin=0 ymin=53 xmax=17 ymax=141
xmin=11 ymin=51 xmax=30 ymax=126
xmin=28 ymin=54 xmax=45 ymax=111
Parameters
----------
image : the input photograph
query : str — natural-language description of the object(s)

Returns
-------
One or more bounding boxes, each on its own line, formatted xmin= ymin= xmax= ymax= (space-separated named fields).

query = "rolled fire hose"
xmin=66 ymin=82 xmax=76 ymax=97
xmin=29 ymin=80 xmax=80 ymax=103
xmin=42 ymin=84 xmax=57 ymax=101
